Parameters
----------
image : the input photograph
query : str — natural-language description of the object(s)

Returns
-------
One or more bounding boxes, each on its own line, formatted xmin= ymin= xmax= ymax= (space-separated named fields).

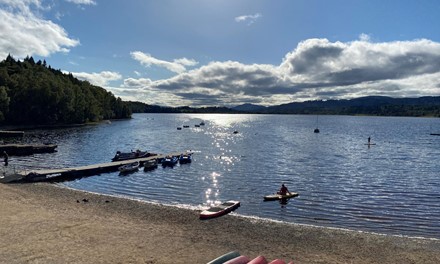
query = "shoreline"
xmin=59 ymin=184 xmax=440 ymax=243
xmin=1 ymin=183 xmax=439 ymax=263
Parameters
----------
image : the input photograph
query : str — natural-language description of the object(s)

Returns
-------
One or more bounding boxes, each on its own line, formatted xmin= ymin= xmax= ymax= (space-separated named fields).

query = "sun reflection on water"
xmin=203 ymin=172 xmax=222 ymax=206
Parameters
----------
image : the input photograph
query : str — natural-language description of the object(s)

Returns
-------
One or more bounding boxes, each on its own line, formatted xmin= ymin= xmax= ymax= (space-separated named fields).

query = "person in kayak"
xmin=278 ymin=184 xmax=291 ymax=195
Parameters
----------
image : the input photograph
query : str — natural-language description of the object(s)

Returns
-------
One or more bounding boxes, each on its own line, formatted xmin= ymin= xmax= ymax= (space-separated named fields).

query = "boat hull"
xmin=200 ymin=201 xmax=240 ymax=220
xmin=264 ymin=192 xmax=298 ymax=201
xmin=118 ymin=161 xmax=140 ymax=173
xmin=112 ymin=151 xmax=156 ymax=162
xmin=161 ymin=156 xmax=178 ymax=167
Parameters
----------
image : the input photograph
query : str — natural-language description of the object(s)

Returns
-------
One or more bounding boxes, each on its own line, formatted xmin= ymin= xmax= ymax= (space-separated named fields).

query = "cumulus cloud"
xmin=123 ymin=77 xmax=152 ymax=88
xmin=0 ymin=0 xmax=79 ymax=59
xmin=235 ymin=13 xmax=262 ymax=25
xmin=119 ymin=37 xmax=440 ymax=107
xmin=280 ymin=38 xmax=440 ymax=86
xmin=67 ymin=71 xmax=122 ymax=87
xmin=130 ymin=51 xmax=198 ymax=74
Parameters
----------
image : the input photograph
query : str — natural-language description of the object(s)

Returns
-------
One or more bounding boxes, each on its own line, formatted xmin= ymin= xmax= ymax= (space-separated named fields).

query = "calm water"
xmin=9 ymin=114 xmax=440 ymax=239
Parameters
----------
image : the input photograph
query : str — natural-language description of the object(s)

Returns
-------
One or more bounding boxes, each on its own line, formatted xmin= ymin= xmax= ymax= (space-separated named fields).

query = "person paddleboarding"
xmin=277 ymin=184 xmax=291 ymax=195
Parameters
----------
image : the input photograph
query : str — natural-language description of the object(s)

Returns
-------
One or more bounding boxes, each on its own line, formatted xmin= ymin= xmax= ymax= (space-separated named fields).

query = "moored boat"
xmin=118 ymin=161 xmax=140 ymax=173
xmin=112 ymin=150 xmax=155 ymax=161
xmin=179 ymin=153 xmax=192 ymax=164
xmin=143 ymin=159 xmax=158 ymax=171
xmin=161 ymin=156 xmax=178 ymax=167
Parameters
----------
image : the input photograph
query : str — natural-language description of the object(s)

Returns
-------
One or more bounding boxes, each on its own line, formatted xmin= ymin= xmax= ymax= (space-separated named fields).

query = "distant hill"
xmin=231 ymin=103 xmax=266 ymax=112
xmin=247 ymin=96 xmax=440 ymax=117
xmin=129 ymin=96 xmax=440 ymax=117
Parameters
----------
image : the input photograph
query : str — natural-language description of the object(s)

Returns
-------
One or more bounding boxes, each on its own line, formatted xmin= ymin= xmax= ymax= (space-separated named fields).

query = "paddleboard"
xmin=247 ymin=255 xmax=268 ymax=264
xmin=200 ymin=200 xmax=240 ymax=220
xmin=224 ymin=255 xmax=251 ymax=264
xmin=207 ymin=251 xmax=241 ymax=264
xmin=364 ymin=143 xmax=376 ymax=145
xmin=264 ymin=192 xmax=298 ymax=201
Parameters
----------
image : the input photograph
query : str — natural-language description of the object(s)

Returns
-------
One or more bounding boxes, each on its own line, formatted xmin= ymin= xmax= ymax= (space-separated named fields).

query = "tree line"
xmin=128 ymin=96 xmax=440 ymax=117
xmin=0 ymin=55 xmax=131 ymax=126
xmin=127 ymin=101 xmax=238 ymax=114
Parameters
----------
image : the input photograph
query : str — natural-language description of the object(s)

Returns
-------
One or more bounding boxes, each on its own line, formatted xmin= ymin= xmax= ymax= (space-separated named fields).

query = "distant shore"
xmin=0 ymin=183 xmax=439 ymax=264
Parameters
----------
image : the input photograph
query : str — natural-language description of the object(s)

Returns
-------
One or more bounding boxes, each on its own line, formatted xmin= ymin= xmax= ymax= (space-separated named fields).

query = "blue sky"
xmin=1 ymin=0 xmax=440 ymax=107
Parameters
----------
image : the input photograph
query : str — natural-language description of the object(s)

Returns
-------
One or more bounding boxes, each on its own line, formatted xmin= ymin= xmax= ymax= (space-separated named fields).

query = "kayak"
xmin=223 ymin=255 xmax=251 ymax=264
xmin=263 ymin=192 xmax=298 ymax=201
xmin=200 ymin=200 xmax=240 ymax=220
xmin=268 ymin=260 xmax=286 ymax=264
xmin=247 ymin=255 xmax=268 ymax=264
xmin=207 ymin=251 xmax=241 ymax=264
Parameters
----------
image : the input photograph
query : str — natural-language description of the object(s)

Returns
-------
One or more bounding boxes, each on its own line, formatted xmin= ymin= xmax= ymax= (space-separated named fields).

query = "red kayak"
xmin=268 ymin=259 xmax=288 ymax=264
xmin=199 ymin=200 xmax=240 ymax=220
xmin=247 ymin=255 xmax=268 ymax=264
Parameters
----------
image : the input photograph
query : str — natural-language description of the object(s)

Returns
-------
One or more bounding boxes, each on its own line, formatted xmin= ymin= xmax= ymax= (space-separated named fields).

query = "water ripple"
xmin=10 ymin=114 xmax=440 ymax=239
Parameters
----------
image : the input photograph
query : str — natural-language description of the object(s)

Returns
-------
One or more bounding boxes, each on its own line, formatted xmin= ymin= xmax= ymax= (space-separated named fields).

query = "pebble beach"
xmin=1 ymin=183 xmax=439 ymax=264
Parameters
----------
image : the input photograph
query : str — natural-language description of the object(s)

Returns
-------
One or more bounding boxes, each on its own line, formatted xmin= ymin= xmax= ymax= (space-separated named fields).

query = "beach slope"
xmin=0 ymin=183 xmax=439 ymax=264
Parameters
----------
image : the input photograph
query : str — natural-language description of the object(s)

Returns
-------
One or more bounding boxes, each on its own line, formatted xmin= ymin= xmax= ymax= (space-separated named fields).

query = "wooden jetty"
xmin=0 ymin=144 xmax=57 ymax=156
xmin=0 ymin=130 xmax=24 ymax=138
xmin=0 ymin=151 xmax=191 ymax=183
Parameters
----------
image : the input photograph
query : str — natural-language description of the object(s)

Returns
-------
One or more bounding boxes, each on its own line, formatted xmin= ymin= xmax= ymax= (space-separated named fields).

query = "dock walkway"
xmin=0 ymin=144 xmax=57 ymax=156
xmin=0 ymin=151 xmax=190 ymax=183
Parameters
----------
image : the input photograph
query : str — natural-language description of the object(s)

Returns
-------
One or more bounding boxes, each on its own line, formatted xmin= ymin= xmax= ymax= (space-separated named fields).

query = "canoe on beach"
xmin=207 ymin=251 xmax=241 ymax=264
xmin=200 ymin=200 xmax=240 ymax=220
xmin=223 ymin=255 xmax=250 ymax=264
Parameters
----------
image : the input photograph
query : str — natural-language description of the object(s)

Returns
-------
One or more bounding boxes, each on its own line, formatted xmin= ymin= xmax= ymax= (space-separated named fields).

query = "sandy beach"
xmin=0 ymin=183 xmax=439 ymax=264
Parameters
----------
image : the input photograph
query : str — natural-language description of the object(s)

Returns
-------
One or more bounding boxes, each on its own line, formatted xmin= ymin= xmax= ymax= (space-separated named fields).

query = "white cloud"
xmin=173 ymin=57 xmax=198 ymax=67
xmin=116 ymin=37 xmax=440 ymax=107
xmin=0 ymin=0 xmax=42 ymax=13
xmin=0 ymin=0 xmax=79 ymax=59
xmin=65 ymin=0 xmax=96 ymax=6
xmin=235 ymin=13 xmax=262 ymax=25
xmin=67 ymin=71 xmax=122 ymax=87
xmin=123 ymin=77 xmax=152 ymax=88
xmin=359 ymin=33 xmax=371 ymax=42
xmin=130 ymin=51 xmax=198 ymax=74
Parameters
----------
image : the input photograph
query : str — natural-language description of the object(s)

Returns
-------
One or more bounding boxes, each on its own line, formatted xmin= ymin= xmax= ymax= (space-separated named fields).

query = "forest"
xmin=0 ymin=55 xmax=131 ymax=126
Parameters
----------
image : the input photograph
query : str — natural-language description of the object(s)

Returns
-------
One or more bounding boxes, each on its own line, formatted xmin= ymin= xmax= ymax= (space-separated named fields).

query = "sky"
xmin=1 ymin=0 xmax=440 ymax=107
